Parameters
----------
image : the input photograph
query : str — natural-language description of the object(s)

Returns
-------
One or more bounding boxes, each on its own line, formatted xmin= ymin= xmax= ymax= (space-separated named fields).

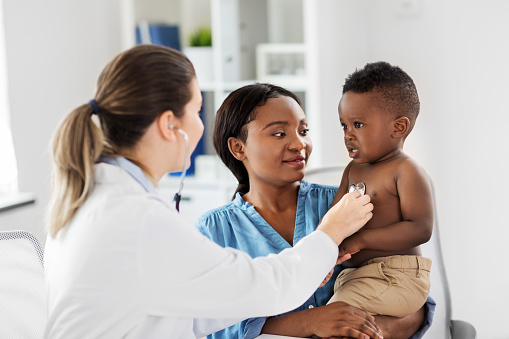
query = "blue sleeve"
xmin=194 ymin=215 xmax=213 ymax=238
xmin=409 ymin=294 xmax=436 ymax=339
xmin=243 ymin=317 xmax=267 ymax=339
xmin=194 ymin=211 xmax=225 ymax=246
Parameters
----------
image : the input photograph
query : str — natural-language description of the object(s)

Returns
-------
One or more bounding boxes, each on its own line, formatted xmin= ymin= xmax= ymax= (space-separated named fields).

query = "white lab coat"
xmin=44 ymin=162 xmax=338 ymax=338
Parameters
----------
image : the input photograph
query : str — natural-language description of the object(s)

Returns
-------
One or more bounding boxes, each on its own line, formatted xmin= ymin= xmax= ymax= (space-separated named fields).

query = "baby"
xmin=328 ymin=61 xmax=433 ymax=318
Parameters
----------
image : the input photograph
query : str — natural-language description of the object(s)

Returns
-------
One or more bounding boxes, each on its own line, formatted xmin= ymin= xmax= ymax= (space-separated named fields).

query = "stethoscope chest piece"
xmin=348 ymin=182 xmax=366 ymax=195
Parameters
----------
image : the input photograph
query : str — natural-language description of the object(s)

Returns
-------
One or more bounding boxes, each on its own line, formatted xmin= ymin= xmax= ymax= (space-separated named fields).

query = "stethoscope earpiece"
xmin=169 ymin=124 xmax=187 ymax=137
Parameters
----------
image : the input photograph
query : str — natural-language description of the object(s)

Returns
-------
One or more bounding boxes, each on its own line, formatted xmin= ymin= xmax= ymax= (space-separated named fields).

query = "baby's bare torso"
xmin=342 ymin=156 xmax=422 ymax=268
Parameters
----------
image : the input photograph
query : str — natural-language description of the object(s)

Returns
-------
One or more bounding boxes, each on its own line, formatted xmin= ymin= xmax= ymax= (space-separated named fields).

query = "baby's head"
xmin=343 ymin=61 xmax=420 ymax=134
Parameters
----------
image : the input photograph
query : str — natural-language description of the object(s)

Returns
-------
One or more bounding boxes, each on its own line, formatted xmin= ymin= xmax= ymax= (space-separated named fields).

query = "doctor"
xmin=44 ymin=45 xmax=378 ymax=339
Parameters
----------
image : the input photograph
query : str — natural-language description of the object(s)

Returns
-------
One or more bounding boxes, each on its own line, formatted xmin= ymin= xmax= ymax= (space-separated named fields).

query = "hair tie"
xmin=89 ymin=99 xmax=99 ymax=115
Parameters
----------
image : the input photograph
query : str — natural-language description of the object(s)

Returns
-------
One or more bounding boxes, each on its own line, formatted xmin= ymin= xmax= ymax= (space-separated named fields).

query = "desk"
xmin=0 ymin=192 xmax=35 ymax=213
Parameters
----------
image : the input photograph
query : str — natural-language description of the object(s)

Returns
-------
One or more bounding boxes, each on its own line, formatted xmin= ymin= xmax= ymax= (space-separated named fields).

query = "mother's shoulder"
xmin=300 ymin=179 xmax=338 ymax=193
xmin=194 ymin=196 xmax=243 ymax=229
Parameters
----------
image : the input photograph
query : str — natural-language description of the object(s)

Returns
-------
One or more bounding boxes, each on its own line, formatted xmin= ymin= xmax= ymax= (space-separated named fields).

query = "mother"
xmin=195 ymin=83 xmax=434 ymax=339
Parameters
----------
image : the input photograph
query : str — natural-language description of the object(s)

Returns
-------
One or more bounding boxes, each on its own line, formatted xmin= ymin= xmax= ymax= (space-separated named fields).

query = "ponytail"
xmin=47 ymin=103 xmax=104 ymax=237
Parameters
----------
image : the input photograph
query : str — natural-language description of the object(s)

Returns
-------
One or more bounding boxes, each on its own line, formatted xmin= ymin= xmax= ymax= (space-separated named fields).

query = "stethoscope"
xmin=348 ymin=182 xmax=366 ymax=195
xmin=169 ymin=124 xmax=189 ymax=212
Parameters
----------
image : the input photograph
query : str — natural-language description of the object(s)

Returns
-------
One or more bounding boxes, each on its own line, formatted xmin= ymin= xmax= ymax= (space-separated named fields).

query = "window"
xmin=0 ymin=119 xmax=17 ymax=193
xmin=0 ymin=1 xmax=18 ymax=194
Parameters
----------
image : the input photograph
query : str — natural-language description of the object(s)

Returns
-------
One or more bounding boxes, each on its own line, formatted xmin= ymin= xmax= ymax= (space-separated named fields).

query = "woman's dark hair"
xmin=213 ymin=83 xmax=301 ymax=197
xmin=48 ymin=44 xmax=195 ymax=237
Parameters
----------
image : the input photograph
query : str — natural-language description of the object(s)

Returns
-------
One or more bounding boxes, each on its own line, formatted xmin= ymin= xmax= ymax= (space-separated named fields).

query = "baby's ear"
xmin=228 ymin=137 xmax=246 ymax=161
xmin=392 ymin=116 xmax=410 ymax=139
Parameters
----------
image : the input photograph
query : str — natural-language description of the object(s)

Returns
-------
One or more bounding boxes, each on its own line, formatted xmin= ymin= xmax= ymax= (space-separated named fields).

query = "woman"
xmin=195 ymin=83 xmax=435 ymax=339
xmin=43 ymin=45 xmax=377 ymax=339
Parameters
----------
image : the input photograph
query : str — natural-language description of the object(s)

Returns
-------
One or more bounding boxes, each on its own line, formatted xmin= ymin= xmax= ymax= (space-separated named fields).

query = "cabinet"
xmin=120 ymin=0 xmax=323 ymax=222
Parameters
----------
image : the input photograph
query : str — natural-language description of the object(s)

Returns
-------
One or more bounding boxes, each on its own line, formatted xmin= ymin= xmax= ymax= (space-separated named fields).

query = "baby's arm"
xmin=331 ymin=162 xmax=352 ymax=207
xmin=332 ymin=162 xmax=364 ymax=257
xmin=341 ymin=160 xmax=433 ymax=255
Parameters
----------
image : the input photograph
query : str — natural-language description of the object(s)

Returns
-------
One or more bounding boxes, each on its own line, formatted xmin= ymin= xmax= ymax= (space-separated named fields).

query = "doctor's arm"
xmin=137 ymin=193 xmax=372 ymax=334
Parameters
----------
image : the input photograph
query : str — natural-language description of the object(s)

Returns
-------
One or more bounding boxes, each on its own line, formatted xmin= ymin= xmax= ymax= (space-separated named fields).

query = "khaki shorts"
xmin=328 ymin=255 xmax=431 ymax=317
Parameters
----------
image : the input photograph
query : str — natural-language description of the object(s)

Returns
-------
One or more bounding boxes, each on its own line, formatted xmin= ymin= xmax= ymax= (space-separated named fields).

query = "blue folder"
xmin=136 ymin=24 xmax=181 ymax=51
xmin=169 ymin=92 xmax=206 ymax=177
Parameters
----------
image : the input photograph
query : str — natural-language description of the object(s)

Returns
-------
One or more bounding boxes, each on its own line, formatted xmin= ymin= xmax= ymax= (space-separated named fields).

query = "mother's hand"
xmin=309 ymin=302 xmax=382 ymax=339
xmin=261 ymin=301 xmax=382 ymax=339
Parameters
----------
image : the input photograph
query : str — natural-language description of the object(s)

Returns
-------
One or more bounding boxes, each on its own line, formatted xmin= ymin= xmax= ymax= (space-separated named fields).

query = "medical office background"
xmin=0 ymin=0 xmax=507 ymax=338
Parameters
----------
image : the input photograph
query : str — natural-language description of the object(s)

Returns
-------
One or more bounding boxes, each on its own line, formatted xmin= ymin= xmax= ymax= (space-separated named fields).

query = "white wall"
xmin=315 ymin=1 xmax=509 ymax=338
xmin=0 ymin=0 xmax=123 ymax=241
xmin=1 ymin=1 xmax=507 ymax=338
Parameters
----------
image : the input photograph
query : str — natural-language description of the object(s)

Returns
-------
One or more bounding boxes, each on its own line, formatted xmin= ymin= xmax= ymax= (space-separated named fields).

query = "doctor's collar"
xmin=98 ymin=155 xmax=157 ymax=194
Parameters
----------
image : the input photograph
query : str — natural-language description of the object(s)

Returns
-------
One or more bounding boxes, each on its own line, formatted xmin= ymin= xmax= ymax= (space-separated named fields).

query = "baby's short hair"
xmin=343 ymin=61 xmax=420 ymax=130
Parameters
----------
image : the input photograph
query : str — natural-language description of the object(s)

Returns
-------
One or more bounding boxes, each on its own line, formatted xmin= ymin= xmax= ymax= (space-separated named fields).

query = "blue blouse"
xmin=195 ymin=180 xmax=434 ymax=339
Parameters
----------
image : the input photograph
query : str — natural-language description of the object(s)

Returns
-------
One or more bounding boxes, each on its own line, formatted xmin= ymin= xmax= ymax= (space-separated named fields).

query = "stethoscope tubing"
xmin=174 ymin=129 xmax=189 ymax=212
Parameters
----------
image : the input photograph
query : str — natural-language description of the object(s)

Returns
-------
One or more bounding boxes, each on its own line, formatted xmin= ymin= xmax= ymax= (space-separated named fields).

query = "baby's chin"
xmin=351 ymin=156 xmax=365 ymax=163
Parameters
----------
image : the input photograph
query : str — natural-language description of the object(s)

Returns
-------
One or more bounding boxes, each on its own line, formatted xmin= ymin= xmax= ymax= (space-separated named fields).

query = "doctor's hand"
xmin=309 ymin=302 xmax=382 ymax=339
xmin=317 ymin=191 xmax=373 ymax=246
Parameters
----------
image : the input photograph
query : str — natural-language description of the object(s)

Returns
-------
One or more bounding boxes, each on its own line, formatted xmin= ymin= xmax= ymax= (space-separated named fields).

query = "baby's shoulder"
xmin=394 ymin=154 xmax=427 ymax=175
xmin=383 ymin=155 xmax=430 ymax=191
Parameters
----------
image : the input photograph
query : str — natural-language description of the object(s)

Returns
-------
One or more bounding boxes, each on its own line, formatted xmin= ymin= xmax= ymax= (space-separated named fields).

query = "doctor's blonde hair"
xmin=47 ymin=45 xmax=195 ymax=237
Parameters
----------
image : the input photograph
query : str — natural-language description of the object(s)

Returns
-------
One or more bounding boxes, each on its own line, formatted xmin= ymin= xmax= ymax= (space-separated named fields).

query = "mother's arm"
xmin=260 ymin=302 xmax=425 ymax=339
xmin=260 ymin=302 xmax=382 ymax=338
xmin=374 ymin=305 xmax=425 ymax=339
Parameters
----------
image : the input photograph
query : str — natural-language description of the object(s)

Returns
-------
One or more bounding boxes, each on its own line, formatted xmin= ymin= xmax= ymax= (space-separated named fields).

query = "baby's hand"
xmin=338 ymin=235 xmax=362 ymax=258
xmin=319 ymin=253 xmax=352 ymax=287
xmin=319 ymin=268 xmax=334 ymax=287
xmin=336 ymin=253 xmax=351 ymax=265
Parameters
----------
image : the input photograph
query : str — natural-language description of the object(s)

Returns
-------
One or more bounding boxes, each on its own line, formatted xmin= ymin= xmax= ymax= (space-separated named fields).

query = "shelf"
xmin=125 ymin=0 xmax=313 ymax=94
xmin=121 ymin=0 xmax=327 ymax=219
xmin=198 ymin=80 xmax=308 ymax=93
